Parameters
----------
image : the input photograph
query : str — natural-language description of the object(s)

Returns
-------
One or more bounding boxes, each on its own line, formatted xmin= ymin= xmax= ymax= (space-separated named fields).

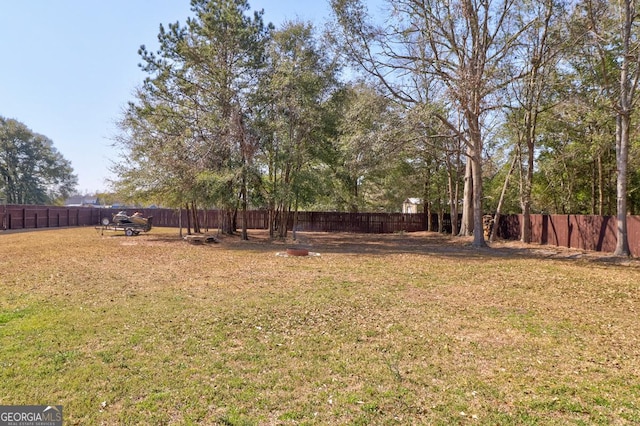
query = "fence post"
xmin=0 ymin=199 xmax=5 ymax=230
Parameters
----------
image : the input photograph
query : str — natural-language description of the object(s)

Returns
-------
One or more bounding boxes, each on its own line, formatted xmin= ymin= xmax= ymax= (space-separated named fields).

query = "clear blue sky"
xmin=0 ymin=0 xmax=345 ymax=194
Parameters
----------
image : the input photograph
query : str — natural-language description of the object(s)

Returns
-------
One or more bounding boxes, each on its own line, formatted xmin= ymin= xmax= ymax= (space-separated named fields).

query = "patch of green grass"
xmin=0 ymin=308 xmax=29 ymax=325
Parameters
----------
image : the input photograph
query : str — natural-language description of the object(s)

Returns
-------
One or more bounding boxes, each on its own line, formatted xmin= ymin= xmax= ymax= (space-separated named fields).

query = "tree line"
xmin=0 ymin=116 xmax=76 ymax=205
xmin=113 ymin=0 xmax=640 ymax=254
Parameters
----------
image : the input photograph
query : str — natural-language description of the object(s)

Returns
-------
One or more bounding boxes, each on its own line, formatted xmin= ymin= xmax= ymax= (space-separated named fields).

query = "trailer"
xmin=97 ymin=211 xmax=153 ymax=236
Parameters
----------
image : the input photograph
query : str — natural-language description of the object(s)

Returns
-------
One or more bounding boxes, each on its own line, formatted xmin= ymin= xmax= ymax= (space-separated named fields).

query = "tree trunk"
xmin=268 ymin=202 xmax=276 ymax=238
xmin=424 ymin=166 xmax=432 ymax=232
xmin=292 ymin=195 xmax=300 ymax=240
xmin=520 ymin=139 xmax=534 ymax=244
xmin=614 ymin=114 xmax=630 ymax=256
xmin=220 ymin=208 xmax=235 ymax=235
xmin=191 ymin=201 xmax=200 ymax=234
xmin=447 ymin=153 xmax=459 ymax=236
xmin=449 ymin=197 xmax=458 ymax=236
xmin=241 ymin=170 xmax=248 ymax=241
xmin=597 ymin=153 xmax=604 ymax=216
xmin=277 ymin=203 xmax=289 ymax=239
xmin=185 ymin=203 xmax=192 ymax=235
xmin=491 ymin=154 xmax=517 ymax=243
xmin=350 ymin=176 xmax=359 ymax=213
xmin=458 ymin=152 xmax=473 ymax=236
xmin=470 ymin=149 xmax=487 ymax=247
xmin=613 ymin=0 xmax=636 ymax=256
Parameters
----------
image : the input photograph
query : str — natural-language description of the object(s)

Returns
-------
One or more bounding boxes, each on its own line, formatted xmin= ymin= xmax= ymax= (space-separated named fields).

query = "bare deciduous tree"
xmin=331 ymin=0 xmax=532 ymax=246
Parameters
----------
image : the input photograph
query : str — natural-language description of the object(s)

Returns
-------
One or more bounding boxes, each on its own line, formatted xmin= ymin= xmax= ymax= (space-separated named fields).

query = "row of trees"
xmin=0 ymin=117 xmax=76 ymax=205
xmin=114 ymin=0 xmax=640 ymax=254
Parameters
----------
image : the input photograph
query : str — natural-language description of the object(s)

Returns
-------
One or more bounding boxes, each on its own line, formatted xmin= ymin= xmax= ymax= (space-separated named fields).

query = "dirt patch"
xmin=490 ymin=238 xmax=640 ymax=266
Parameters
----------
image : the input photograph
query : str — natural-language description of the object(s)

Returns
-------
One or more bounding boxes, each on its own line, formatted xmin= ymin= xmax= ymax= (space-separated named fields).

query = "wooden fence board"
xmin=497 ymin=214 xmax=639 ymax=256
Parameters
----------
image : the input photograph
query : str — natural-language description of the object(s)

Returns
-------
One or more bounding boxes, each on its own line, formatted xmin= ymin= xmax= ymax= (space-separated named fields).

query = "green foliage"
xmin=323 ymin=83 xmax=405 ymax=212
xmin=109 ymin=0 xmax=640 ymax=221
xmin=252 ymin=21 xmax=339 ymax=233
xmin=483 ymin=158 xmax=521 ymax=214
xmin=531 ymin=66 xmax=619 ymax=215
xmin=0 ymin=117 xmax=77 ymax=204
xmin=115 ymin=0 xmax=270 ymax=218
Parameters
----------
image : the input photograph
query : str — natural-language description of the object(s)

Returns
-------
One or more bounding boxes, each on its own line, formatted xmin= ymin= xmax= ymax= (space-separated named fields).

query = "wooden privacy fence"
xmin=0 ymin=205 xmax=105 ymax=229
xmin=290 ymin=211 xmax=428 ymax=233
xmin=2 ymin=204 xmax=640 ymax=256
xmin=496 ymin=214 xmax=640 ymax=257
xmin=0 ymin=206 xmax=430 ymax=233
xmin=105 ymin=209 xmax=431 ymax=233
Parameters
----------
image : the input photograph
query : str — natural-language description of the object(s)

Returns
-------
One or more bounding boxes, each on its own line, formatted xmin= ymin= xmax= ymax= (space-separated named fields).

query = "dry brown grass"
xmin=1 ymin=227 xmax=639 ymax=425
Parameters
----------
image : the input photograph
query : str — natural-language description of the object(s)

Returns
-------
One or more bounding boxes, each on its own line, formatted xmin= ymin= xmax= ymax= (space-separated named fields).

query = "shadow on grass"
xmin=137 ymin=229 xmax=640 ymax=266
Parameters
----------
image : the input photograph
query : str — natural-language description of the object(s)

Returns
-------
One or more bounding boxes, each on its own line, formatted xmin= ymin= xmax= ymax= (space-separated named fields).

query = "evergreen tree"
xmin=115 ymin=0 xmax=271 ymax=234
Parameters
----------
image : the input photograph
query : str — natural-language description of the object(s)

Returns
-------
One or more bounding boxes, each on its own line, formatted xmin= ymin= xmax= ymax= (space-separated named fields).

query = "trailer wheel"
xmin=125 ymin=228 xmax=134 ymax=237
xmin=101 ymin=217 xmax=111 ymax=226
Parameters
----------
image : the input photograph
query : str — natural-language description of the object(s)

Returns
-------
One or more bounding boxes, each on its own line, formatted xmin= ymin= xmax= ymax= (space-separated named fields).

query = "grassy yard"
xmin=1 ymin=227 xmax=639 ymax=425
